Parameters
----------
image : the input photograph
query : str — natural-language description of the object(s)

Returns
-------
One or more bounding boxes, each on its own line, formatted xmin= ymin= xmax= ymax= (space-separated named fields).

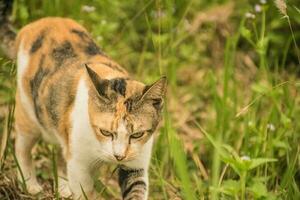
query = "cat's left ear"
xmin=85 ymin=64 xmax=110 ymax=102
xmin=140 ymin=76 xmax=167 ymax=110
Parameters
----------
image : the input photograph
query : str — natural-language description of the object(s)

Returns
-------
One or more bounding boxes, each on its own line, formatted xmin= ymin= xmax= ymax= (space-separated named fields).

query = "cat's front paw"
xmin=26 ymin=181 xmax=43 ymax=194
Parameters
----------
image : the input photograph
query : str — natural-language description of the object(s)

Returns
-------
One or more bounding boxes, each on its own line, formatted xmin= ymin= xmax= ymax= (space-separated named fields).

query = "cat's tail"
xmin=0 ymin=0 xmax=16 ymax=59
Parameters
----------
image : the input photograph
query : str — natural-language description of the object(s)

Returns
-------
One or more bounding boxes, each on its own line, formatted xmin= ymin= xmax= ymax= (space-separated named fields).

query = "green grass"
xmin=1 ymin=0 xmax=300 ymax=199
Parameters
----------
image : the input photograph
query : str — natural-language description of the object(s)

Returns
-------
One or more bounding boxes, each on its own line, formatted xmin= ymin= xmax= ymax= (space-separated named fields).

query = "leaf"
xmin=281 ymin=114 xmax=291 ymax=128
xmin=248 ymin=181 xmax=268 ymax=198
xmin=249 ymin=158 xmax=277 ymax=170
xmin=256 ymin=37 xmax=269 ymax=55
xmin=221 ymin=180 xmax=240 ymax=196
xmin=251 ymin=82 xmax=270 ymax=94
xmin=240 ymin=26 xmax=252 ymax=41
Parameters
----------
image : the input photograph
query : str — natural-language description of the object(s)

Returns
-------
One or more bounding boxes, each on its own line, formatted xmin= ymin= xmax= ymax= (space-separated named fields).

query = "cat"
xmin=0 ymin=1 xmax=166 ymax=199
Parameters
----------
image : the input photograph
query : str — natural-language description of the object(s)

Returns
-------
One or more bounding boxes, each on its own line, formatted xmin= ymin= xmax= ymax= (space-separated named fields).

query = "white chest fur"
xmin=70 ymin=78 xmax=100 ymax=164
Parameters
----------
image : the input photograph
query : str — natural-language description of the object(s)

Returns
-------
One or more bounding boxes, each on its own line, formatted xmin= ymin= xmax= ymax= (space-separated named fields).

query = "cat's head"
xmin=85 ymin=65 xmax=166 ymax=163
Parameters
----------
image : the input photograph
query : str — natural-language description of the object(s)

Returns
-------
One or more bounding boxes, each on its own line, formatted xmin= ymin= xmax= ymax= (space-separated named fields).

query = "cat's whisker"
xmin=89 ymin=157 xmax=103 ymax=167
xmin=124 ymin=154 xmax=139 ymax=162
xmin=96 ymin=150 xmax=115 ymax=161
xmin=96 ymin=149 xmax=111 ymax=156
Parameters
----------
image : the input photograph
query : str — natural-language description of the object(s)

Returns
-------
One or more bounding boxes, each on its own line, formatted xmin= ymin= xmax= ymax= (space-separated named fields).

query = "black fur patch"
xmin=110 ymin=78 xmax=126 ymax=97
xmin=71 ymin=29 xmax=103 ymax=56
xmin=45 ymin=74 xmax=76 ymax=127
xmin=70 ymin=29 xmax=88 ymax=39
xmin=85 ymin=41 xmax=102 ymax=55
xmin=124 ymin=98 xmax=133 ymax=112
xmin=30 ymin=33 xmax=44 ymax=53
xmin=52 ymin=41 xmax=77 ymax=66
xmin=46 ymin=86 xmax=59 ymax=126
xmin=30 ymin=55 xmax=50 ymax=124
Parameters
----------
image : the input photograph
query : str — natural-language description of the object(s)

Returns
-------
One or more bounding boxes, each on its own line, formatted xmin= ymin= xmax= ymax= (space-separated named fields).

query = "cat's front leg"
xmin=67 ymin=159 xmax=97 ymax=200
xmin=118 ymin=166 xmax=148 ymax=200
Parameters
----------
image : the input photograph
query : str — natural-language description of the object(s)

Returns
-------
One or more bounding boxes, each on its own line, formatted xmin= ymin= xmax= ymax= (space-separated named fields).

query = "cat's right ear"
xmin=85 ymin=64 xmax=110 ymax=102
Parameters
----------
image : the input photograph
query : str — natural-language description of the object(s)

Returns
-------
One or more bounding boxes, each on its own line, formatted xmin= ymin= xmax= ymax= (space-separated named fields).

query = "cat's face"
xmin=86 ymin=65 xmax=166 ymax=163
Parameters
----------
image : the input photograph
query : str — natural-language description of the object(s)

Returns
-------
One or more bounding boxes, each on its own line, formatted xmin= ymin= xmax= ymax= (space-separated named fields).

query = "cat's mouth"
xmin=110 ymin=157 xmax=136 ymax=164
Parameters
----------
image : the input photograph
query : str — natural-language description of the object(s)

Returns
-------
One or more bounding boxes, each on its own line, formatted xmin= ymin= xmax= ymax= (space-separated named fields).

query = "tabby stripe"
xmin=30 ymin=32 xmax=45 ymax=53
xmin=52 ymin=41 xmax=77 ymax=67
xmin=70 ymin=29 xmax=89 ymax=39
xmin=125 ymin=189 xmax=145 ymax=199
xmin=85 ymin=40 xmax=102 ymax=55
xmin=30 ymin=54 xmax=49 ymax=125
xmin=119 ymin=168 xmax=144 ymax=184
xmin=122 ymin=180 xmax=146 ymax=198
xmin=125 ymin=194 xmax=144 ymax=200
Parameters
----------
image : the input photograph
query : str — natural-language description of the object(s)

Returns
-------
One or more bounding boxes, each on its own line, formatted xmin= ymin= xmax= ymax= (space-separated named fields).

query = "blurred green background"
xmin=0 ymin=0 xmax=300 ymax=199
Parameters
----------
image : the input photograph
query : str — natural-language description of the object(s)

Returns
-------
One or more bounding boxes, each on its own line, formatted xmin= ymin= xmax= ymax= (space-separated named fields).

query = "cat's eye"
xmin=99 ymin=129 xmax=113 ymax=137
xmin=130 ymin=131 xmax=145 ymax=139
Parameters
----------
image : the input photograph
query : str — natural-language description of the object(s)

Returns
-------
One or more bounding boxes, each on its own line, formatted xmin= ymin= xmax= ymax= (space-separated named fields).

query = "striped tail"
xmin=0 ymin=0 xmax=16 ymax=59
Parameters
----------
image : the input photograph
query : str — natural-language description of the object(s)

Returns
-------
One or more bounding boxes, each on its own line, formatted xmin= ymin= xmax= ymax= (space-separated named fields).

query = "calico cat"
xmin=0 ymin=1 xmax=166 ymax=199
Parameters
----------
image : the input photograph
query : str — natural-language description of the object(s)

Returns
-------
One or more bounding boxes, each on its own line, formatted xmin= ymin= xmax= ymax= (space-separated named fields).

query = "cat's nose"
xmin=114 ymin=154 xmax=125 ymax=161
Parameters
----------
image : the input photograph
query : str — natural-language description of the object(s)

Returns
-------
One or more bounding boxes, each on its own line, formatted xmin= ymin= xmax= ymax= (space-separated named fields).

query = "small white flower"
xmin=82 ymin=5 xmax=96 ymax=13
xmin=267 ymin=123 xmax=276 ymax=132
xmin=152 ymin=10 xmax=166 ymax=19
xmin=248 ymin=121 xmax=254 ymax=127
xmin=260 ymin=0 xmax=267 ymax=4
xmin=245 ymin=12 xmax=256 ymax=19
xmin=241 ymin=155 xmax=251 ymax=161
xmin=255 ymin=4 xmax=262 ymax=13
xmin=96 ymin=36 xmax=103 ymax=41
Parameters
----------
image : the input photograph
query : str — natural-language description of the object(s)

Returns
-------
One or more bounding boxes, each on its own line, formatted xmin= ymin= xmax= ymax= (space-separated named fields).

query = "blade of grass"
xmin=80 ymin=184 xmax=89 ymax=200
xmin=11 ymin=141 xmax=27 ymax=193
xmin=164 ymin=103 xmax=196 ymax=200
xmin=51 ymin=146 xmax=59 ymax=199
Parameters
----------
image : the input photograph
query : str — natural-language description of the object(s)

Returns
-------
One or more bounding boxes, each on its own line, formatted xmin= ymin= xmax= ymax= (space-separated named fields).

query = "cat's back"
xmin=14 ymin=17 xmax=116 ymax=133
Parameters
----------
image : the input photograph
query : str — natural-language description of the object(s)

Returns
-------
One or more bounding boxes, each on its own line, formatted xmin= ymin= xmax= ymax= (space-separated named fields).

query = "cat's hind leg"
xmin=15 ymin=132 xmax=42 ymax=194
xmin=14 ymin=103 xmax=42 ymax=194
